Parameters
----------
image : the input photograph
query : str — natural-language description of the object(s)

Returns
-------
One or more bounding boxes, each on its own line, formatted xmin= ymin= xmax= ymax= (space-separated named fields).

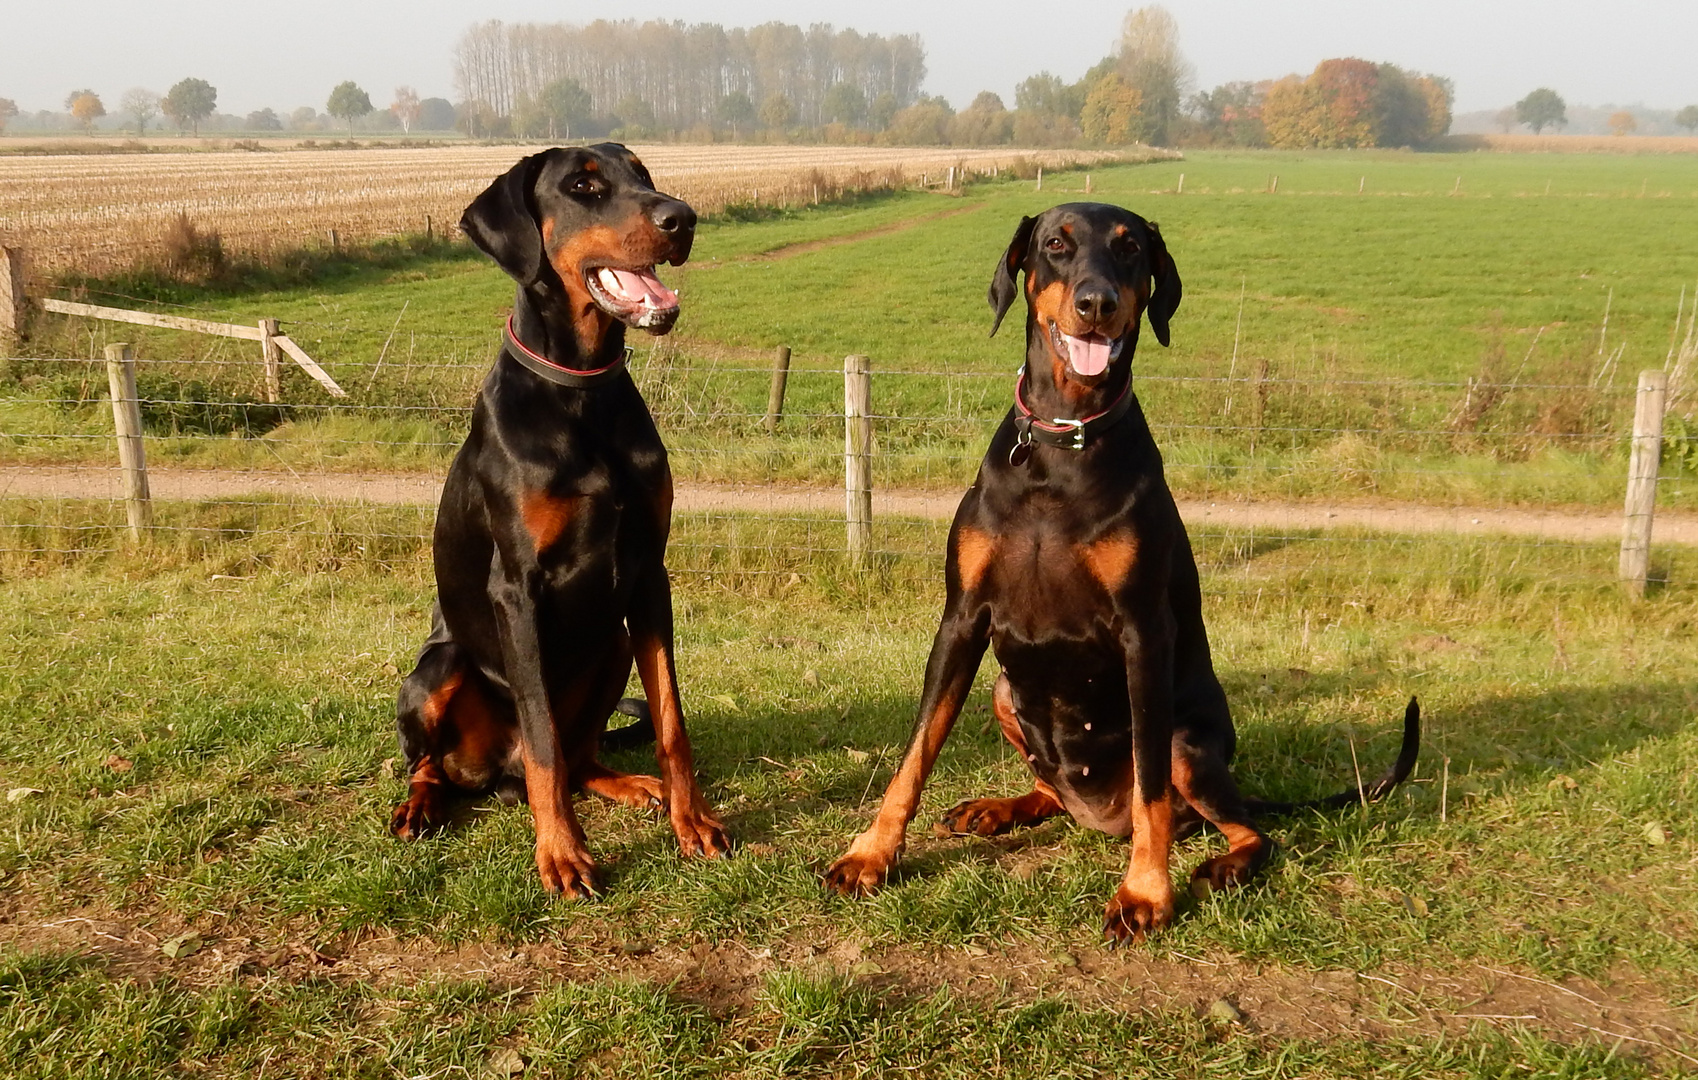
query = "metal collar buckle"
xmin=1051 ymin=417 xmax=1087 ymax=451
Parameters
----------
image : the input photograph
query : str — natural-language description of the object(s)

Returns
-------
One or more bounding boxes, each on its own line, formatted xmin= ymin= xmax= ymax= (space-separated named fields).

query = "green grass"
xmin=2 ymin=955 xmax=1662 ymax=1079
xmin=0 ymin=504 xmax=1695 ymax=1074
xmin=11 ymin=150 xmax=1698 ymax=505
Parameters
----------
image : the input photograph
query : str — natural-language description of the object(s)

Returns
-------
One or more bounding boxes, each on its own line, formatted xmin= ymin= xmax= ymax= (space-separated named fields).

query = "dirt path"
xmin=6 ymin=909 xmax=1694 ymax=1064
xmin=5 ymin=465 xmax=1696 ymax=546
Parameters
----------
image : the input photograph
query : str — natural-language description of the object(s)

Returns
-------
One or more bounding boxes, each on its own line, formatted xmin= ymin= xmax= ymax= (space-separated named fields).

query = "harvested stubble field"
xmin=0 ymin=143 xmax=1135 ymax=275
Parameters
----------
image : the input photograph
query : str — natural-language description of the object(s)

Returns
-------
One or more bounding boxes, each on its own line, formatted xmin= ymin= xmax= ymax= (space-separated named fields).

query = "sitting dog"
xmin=389 ymin=144 xmax=728 ymax=897
xmin=826 ymin=203 xmax=1418 ymax=941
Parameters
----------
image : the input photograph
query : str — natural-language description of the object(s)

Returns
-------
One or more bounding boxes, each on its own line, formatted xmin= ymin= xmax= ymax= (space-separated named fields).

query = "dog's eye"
xmin=1044 ymin=237 xmax=1066 ymax=253
xmin=569 ymin=176 xmax=604 ymax=196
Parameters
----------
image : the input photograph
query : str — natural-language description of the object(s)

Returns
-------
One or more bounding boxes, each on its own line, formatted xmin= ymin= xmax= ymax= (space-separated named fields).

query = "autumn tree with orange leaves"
xmin=1262 ymin=58 xmax=1450 ymax=149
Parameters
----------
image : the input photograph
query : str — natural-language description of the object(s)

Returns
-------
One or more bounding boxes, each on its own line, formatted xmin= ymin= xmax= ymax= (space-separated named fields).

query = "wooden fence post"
xmin=844 ymin=354 xmax=872 ymax=569
xmin=258 ymin=317 xmax=282 ymax=403
xmin=0 ymin=246 xmax=24 ymax=345
xmin=764 ymin=345 xmax=792 ymax=433
xmin=104 ymin=343 xmax=152 ymax=541
xmin=1619 ymin=369 xmax=1668 ymax=597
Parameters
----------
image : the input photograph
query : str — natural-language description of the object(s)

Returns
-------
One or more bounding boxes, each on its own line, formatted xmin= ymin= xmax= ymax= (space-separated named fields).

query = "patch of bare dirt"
xmin=4 ymin=905 xmax=1693 ymax=1065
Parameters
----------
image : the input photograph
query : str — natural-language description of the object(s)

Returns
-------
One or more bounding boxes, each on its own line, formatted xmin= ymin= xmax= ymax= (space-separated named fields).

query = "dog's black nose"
xmin=650 ymin=199 xmax=696 ymax=236
xmin=1074 ymin=286 xmax=1119 ymax=324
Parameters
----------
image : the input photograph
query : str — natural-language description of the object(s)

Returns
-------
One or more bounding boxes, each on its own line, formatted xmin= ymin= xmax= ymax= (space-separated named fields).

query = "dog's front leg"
xmin=825 ymin=608 xmax=989 ymax=895
xmin=628 ymin=565 xmax=729 ymax=859
xmin=487 ymin=546 xmax=599 ymax=898
xmin=1104 ymin=610 xmax=1178 ymax=943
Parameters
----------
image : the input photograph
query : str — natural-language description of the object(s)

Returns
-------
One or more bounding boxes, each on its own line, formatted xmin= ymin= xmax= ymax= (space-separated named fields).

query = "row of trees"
xmin=1 ymin=81 xmax=459 ymax=137
xmin=14 ymin=5 xmax=1696 ymax=147
xmin=44 ymin=78 xmax=219 ymax=135
xmin=445 ymin=7 xmax=1452 ymax=150
xmin=453 ymin=19 xmax=926 ymax=137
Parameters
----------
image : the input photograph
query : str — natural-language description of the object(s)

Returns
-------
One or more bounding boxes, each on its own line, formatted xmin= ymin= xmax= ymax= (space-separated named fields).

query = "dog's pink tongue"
xmin=1065 ymin=334 xmax=1111 ymax=376
xmin=602 ymin=268 xmax=678 ymax=308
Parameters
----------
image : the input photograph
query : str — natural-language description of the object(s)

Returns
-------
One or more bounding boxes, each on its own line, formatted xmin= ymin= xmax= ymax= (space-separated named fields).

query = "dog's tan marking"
xmin=1080 ymin=532 xmax=1137 ymax=592
xmin=521 ymin=491 xmax=583 ymax=552
xmin=956 ymin=527 xmax=996 ymax=592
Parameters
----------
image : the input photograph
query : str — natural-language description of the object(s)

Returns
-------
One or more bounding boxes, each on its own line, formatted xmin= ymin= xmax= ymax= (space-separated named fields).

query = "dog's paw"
xmin=939 ymin=797 xmax=1020 ymax=836
xmin=824 ymin=845 xmax=894 ymax=897
xmin=388 ymin=797 xmax=438 ymax=840
xmin=1190 ymin=839 xmax=1273 ymax=895
xmin=584 ymin=770 xmax=666 ymax=810
xmin=671 ymin=807 xmax=730 ymax=859
xmin=534 ymin=840 xmax=601 ymax=900
xmin=1102 ymin=883 xmax=1174 ymax=945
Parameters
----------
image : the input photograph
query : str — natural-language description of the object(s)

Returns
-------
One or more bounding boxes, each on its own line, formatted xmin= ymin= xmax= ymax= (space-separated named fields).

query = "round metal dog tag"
xmin=1009 ymin=441 xmax=1032 ymax=467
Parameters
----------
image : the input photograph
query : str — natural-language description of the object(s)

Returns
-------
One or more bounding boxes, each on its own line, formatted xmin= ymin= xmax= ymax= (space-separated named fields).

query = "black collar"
xmin=502 ymin=315 xmax=632 ymax=388
xmin=1009 ymin=366 xmax=1135 ymax=464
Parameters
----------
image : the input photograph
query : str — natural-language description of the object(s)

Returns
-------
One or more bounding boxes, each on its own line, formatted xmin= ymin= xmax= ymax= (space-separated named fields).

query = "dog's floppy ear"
xmin=987 ymin=215 xmax=1037 ymax=337
xmin=1143 ymin=220 xmax=1181 ymax=347
xmin=460 ymin=150 xmax=553 ymax=286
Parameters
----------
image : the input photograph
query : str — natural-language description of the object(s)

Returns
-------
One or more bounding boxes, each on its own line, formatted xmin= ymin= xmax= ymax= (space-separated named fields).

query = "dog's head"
xmin=988 ymin=203 xmax=1180 ymax=389
xmin=461 ymin=143 xmax=696 ymax=350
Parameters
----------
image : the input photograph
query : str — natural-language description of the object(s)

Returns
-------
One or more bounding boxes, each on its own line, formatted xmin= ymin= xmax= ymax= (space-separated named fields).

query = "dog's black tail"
xmin=601 ymin=697 xmax=658 ymax=753
xmin=1243 ymin=696 xmax=1421 ymax=817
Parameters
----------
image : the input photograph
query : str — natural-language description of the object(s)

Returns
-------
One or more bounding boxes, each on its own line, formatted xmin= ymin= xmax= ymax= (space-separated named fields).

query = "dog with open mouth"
xmin=825 ymin=203 xmax=1418 ymax=942
xmin=388 ymin=144 xmax=728 ymax=898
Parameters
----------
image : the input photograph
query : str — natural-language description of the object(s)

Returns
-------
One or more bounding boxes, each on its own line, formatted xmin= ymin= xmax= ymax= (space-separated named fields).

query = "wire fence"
xmin=3 ymin=293 xmax=1696 ymax=594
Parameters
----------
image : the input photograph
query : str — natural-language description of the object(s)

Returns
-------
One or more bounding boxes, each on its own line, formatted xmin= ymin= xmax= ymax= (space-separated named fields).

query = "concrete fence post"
xmin=844 ymin=354 xmax=872 ymax=569
xmin=1620 ymin=369 xmax=1668 ymax=597
xmin=764 ymin=345 xmax=792 ymax=433
xmin=104 ymin=343 xmax=153 ymax=541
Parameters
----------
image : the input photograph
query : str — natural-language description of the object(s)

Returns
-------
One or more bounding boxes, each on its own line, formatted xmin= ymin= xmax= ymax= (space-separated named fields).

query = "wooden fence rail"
xmin=35 ymin=297 xmax=345 ymax=399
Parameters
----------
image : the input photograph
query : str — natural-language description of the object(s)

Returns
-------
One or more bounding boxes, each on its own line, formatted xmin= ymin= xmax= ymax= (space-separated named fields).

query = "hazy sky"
xmin=5 ymin=1 xmax=1697 ymax=117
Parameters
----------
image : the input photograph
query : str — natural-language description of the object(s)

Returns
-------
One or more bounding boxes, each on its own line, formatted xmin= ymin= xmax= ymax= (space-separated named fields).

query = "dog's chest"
xmin=959 ymin=517 xmax=1138 ymax=642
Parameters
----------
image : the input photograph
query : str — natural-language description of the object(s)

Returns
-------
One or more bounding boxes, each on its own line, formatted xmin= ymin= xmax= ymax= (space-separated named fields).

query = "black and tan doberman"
xmin=825 ymin=202 xmax=1418 ymax=942
xmin=389 ymin=143 xmax=728 ymax=897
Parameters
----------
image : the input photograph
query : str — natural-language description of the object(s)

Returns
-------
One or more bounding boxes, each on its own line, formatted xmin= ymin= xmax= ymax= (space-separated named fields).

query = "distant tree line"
xmin=452 ymin=19 xmax=926 ymax=138
xmin=443 ymin=7 xmax=1454 ymax=150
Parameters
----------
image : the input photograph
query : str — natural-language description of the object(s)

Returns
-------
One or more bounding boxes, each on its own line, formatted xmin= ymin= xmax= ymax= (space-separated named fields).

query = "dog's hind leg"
xmin=939 ymin=671 xmax=1066 ymax=836
xmin=391 ymin=605 xmax=518 ymax=838
xmin=1170 ymin=722 xmax=1272 ymax=892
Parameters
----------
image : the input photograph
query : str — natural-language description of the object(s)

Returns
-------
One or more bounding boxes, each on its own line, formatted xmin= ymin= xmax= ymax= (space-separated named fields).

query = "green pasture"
xmin=0 ymin=505 xmax=1695 ymax=1076
xmin=7 ymin=149 xmax=1698 ymax=505
xmin=3 ymin=149 xmax=1698 ymax=1073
